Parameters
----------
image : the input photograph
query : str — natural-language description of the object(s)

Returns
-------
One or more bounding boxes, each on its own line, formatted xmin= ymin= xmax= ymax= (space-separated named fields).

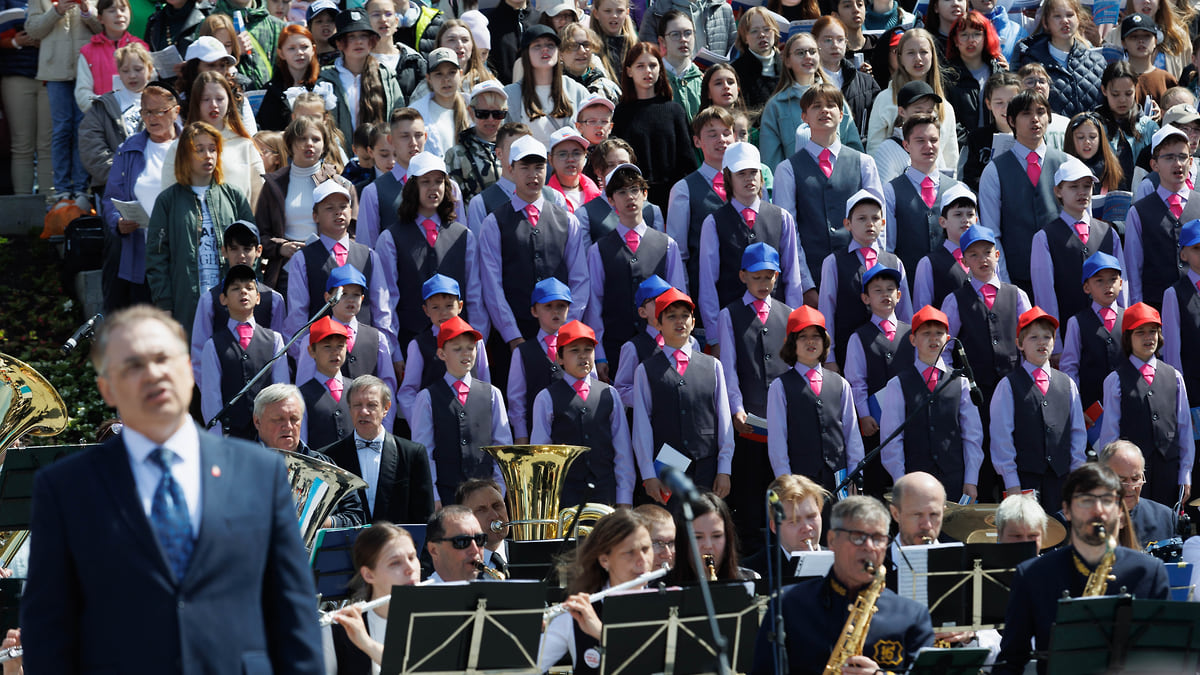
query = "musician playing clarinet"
xmin=751 ymin=496 xmax=933 ymax=675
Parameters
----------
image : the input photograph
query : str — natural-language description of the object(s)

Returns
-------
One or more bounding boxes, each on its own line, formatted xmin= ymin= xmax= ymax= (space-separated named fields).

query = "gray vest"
xmin=727 ymin=298 xmax=790 ymax=416
xmin=684 ymin=170 xmax=727 ymax=300
xmin=299 ymin=377 xmax=351 ymax=451
xmin=951 ymin=282 xmax=1020 ymax=395
xmin=302 ymin=240 xmax=374 ymax=326
xmin=712 ymin=202 xmax=787 ymax=311
xmin=375 ymin=171 xmax=405 ymax=233
xmin=852 ymin=319 xmax=914 ymax=396
xmin=789 ymin=147 xmax=861 ymax=281
xmin=890 ymin=173 xmax=949 ymax=278
xmin=832 ymin=247 xmax=902 ymax=370
xmin=516 ymin=339 xmax=563 ymax=434
xmin=1044 ymin=216 xmax=1115 ymax=322
xmin=428 ymin=377 xmax=495 ymax=492
xmin=644 ymin=350 xmax=719 ymax=488
xmin=1117 ymin=359 xmax=1180 ymax=460
xmin=343 ymin=323 xmax=379 ymax=380
xmin=385 ymin=218 xmax=470 ymax=341
xmin=1172 ymin=278 xmax=1200 ymax=405
xmin=596 ymin=227 xmax=669 ymax=367
xmin=779 ymin=368 xmax=846 ymax=489
xmin=929 ymin=245 xmax=970 ymax=307
xmin=1132 ymin=190 xmax=1200 ymax=307
xmin=580 ymin=196 xmax=657 ymax=244
xmin=1008 ymin=366 xmax=1074 ymax=476
xmin=1073 ymin=305 xmax=1123 ymax=409
xmin=495 ymin=201 xmax=572 ymax=339
xmin=212 ymin=323 xmax=276 ymax=438
xmin=548 ymin=379 xmax=617 ymax=505
xmin=897 ymin=366 xmax=965 ymax=499
xmin=994 ymin=148 xmax=1068 ymax=284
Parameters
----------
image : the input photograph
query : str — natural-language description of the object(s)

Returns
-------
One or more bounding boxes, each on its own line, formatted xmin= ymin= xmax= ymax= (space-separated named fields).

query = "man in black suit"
xmin=743 ymin=473 xmax=827 ymax=578
xmin=323 ymin=374 xmax=436 ymax=525
xmin=253 ymin=382 xmax=366 ymax=529
xmin=21 ymin=305 xmax=323 ymax=673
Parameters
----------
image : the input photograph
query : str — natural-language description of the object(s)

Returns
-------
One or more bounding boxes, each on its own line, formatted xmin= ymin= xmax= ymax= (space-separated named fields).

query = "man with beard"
xmin=994 ymin=463 xmax=1169 ymax=675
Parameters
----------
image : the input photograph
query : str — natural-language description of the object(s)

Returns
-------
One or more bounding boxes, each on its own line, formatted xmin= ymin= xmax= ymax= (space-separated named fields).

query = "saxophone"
xmin=1082 ymin=524 xmax=1117 ymax=597
xmin=702 ymin=554 xmax=718 ymax=581
xmin=825 ymin=562 xmax=887 ymax=674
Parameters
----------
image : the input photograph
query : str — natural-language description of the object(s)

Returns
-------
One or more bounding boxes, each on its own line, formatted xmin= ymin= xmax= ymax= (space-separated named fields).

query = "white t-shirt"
xmin=194 ymin=185 xmax=220 ymax=294
xmin=135 ymin=139 xmax=172 ymax=217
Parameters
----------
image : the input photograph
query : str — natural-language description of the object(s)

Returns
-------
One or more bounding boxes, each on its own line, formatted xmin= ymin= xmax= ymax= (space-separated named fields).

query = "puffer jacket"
xmin=637 ymin=0 xmax=734 ymax=56
xmin=25 ymin=0 xmax=100 ymax=82
xmin=836 ymin=57 xmax=880 ymax=137
xmin=1016 ymin=34 xmax=1106 ymax=118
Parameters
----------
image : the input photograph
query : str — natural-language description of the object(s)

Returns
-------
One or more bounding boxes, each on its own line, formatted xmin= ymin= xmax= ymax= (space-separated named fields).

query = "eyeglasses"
xmin=141 ymin=106 xmax=175 ymax=118
xmin=472 ymin=108 xmax=508 ymax=120
xmin=956 ymin=30 xmax=983 ymax=42
xmin=790 ymin=47 xmax=818 ymax=58
xmin=578 ymin=118 xmax=612 ymax=127
xmin=820 ymin=35 xmax=847 ymax=46
xmin=1073 ymin=493 xmax=1119 ymax=509
xmin=833 ymin=528 xmax=889 ymax=548
xmin=553 ymin=150 xmax=585 ymax=160
xmin=652 ymin=540 xmax=676 ymax=553
xmin=665 ymin=29 xmax=695 ymax=41
xmin=750 ymin=26 xmax=776 ymax=37
xmin=564 ymin=40 xmax=592 ymax=52
xmin=1155 ymin=153 xmax=1191 ymax=164
xmin=1117 ymin=473 xmax=1146 ymax=487
xmin=432 ymin=533 xmax=488 ymax=549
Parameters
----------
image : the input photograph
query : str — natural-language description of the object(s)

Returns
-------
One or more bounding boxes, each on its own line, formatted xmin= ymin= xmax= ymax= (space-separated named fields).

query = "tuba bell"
xmin=277 ymin=449 xmax=367 ymax=550
xmin=482 ymin=445 xmax=613 ymax=541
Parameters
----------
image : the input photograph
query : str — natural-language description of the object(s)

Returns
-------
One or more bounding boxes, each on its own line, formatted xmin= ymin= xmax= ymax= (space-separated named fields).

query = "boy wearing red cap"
xmin=989 ymin=307 xmax=1087 ymax=511
xmin=766 ymin=306 xmax=863 ymax=497
xmin=411 ymin=316 xmax=511 ymax=507
xmin=299 ymin=316 xmax=354 ymax=450
xmin=632 ymin=288 xmax=735 ymax=503
xmin=1097 ymin=303 xmax=1193 ymax=506
xmin=879 ymin=306 xmax=984 ymax=503
xmin=1162 ymin=218 xmax=1200 ymax=489
xmin=530 ymin=320 xmax=634 ymax=508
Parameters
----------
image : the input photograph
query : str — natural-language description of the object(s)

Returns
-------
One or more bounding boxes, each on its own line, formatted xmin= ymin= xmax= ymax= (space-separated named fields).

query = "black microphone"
xmin=950 ymin=337 xmax=985 ymax=408
xmin=660 ymin=466 xmax=703 ymax=505
xmin=328 ymin=285 xmax=344 ymax=305
xmin=61 ymin=313 xmax=103 ymax=355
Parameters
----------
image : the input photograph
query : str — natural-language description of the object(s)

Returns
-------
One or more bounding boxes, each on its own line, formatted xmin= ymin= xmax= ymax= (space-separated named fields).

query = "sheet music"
xmin=895 ymin=542 xmax=962 ymax=604
xmin=791 ymin=550 xmax=834 ymax=577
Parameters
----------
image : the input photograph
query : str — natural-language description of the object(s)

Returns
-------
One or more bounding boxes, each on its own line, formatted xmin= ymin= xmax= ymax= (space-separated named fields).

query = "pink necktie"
xmin=1026 ymin=152 xmax=1041 ymax=185
xmin=952 ymin=247 xmax=967 ymax=272
xmin=1100 ymin=306 xmax=1117 ymax=332
xmin=673 ymin=349 xmax=689 ymax=376
xmin=1189 ymin=176 xmax=1195 ymax=191
xmin=1034 ymin=368 xmax=1049 ymax=395
xmin=655 ymin=333 xmax=664 ymax=348
xmin=236 ymin=322 xmax=253 ymax=350
xmin=624 ymin=229 xmax=640 ymax=253
xmin=332 ymin=241 xmax=348 ymax=266
xmin=326 ymin=377 xmax=342 ymax=402
xmin=920 ymin=176 xmax=936 ymax=208
xmin=545 ymin=333 xmax=557 ymax=362
xmin=1169 ymin=193 xmax=1184 ymax=219
xmin=573 ymin=378 xmax=589 ymax=401
xmin=454 ymin=379 xmax=470 ymax=406
xmin=806 ymin=367 xmax=822 ymax=395
xmin=741 ymin=207 xmax=756 ymax=229
xmin=818 ymin=148 xmax=833 ymax=178
xmin=422 ymin=218 xmax=438 ymax=247
xmin=712 ymin=172 xmax=726 ymax=200
xmin=924 ymin=366 xmax=939 ymax=392
xmin=861 ymin=247 xmax=877 ymax=270
xmin=752 ymin=299 xmax=769 ymax=324
xmin=1074 ymin=221 xmax=1089 ymax=245
xmin=981 ymin=284 xmax=997 ymax=309
xmin=1140 ymin=362 xmax=1155 ymax=386
xmin=345 ymin=324 xmax=356 ymax=354
xmin=524 ymin=203 xmax=540 ymax=227
xmin=880 ymin=319 xmax=895 ymax=342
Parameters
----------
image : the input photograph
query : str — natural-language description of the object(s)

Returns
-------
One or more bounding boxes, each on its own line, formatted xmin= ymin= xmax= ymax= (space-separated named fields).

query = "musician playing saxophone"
xmin=424 ymin=505 xmax=486 ymax=583
xmin=751 ymin=496 xmax=933 ymax=675
xmin=995 ymin=464 xmax=1169 ymax=675
xmin=665 ymin=493 xmax=758 ymax=586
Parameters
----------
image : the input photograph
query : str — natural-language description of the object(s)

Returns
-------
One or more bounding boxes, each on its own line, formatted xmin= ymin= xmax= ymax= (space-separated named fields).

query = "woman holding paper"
xmin=100 ymin=82 xmax=179 ymax=312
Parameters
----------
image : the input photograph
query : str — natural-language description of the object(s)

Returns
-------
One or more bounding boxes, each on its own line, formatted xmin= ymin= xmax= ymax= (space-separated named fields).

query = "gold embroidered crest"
xmin=873 ymin=640 xmax=904 ymax=666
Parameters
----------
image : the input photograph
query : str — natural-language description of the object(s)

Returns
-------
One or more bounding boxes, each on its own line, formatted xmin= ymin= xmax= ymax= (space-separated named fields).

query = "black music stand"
xmin=506 ymin=540 xmax=564 ymax=581
xmin=905 ymin=647 xmax=991 ymax=674
xmin=896 ymin=542 xmax=1035 ymax=631
xmin=0 ymin=444 xmax=93 ymax=529
xmin=310 ymin=525 xmax=369 ymax=603
xmin=1047 ymin=596 xmax=1200 ymax=674
xmin=379 ymin=580 xmax=546 ymax=675
xmin=600 ymin=583 xmax=759 ymax=675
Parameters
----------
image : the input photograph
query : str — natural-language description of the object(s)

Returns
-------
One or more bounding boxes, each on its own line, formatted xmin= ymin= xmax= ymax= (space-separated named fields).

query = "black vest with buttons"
xmin=1072 ymin=305 xmax=1124 ymax=409
xmin=1008 ymin=366 xmax=1074 ymax=476
xmin=712 ymin=202 xmax=787 ymax=312
xmin=299 ymin=377 xmax=351 ymax=450
xmin=374 ymin=171 xmax=405 ymax=233
xmin=890 ymin=173 xmax=950 ymax=278
xmin=727 ymin=297 xmax=790 ymax=417
xmin=897 ymin=366 xmax=965 ymax=493
xmin=516 ymin=339 xmax=563 ymax=435
xmin=302 ymin=239 xmax=374 ymax=326
xmin=928 ymin=245 xmax=970 ymax=308
xmin=684 ymin=170 xmax=728 ymax=301
xmin=1043 ymin=216 xmax=1115 ymax=322
xmin=1172 ymin=278 xmax=1200 ymax=405
xmin=548 ymin=379 xmax=617 ymax=506
xmin=788 ymin=147 xmax=860 ymax=282
xmin=1132 ymin=190 xmax=1200 ymax=307
xmin=495 ymin=202 xmax=571 ymax=340
xmin=629 ymin=331 xmax=660 ymax=367
xmin=385 ymin=218 xmax=471 ymax=340
xmin=428 ymin=377 xmax=495 ymax=492
xmin=994 ymin=148 xmax=1068 ymax=285
xmin=852 ymin=320 xmax=914 ymax=396
xmin=213 ymin=324 xmax=275 ymax=439
xmin=644 ymin=350 xmax=718 ymax=486
xmin=951 ymin=282 xmax=1020 ymax=396
xmin=580 ymin=195 xmax=657 ymax=245
xmin=832 ymin=247 xmax=902 ymax=370
xmin=1117 ymin=359 xmax=1180 ymax=460
xmin=596 ymin=226 xmax=669 ymax=366
xmin=415 ymin=330 xmax=446 ymax=392
xmin=779 ymin=368 xmax=845 ymax=489
xmin=343 ymin=323 xmax=379 ymax=380
xmin=481 ymin=182 xmax=561 ymax=218
xmin=209 ymin=281 xmax=276 ymax=336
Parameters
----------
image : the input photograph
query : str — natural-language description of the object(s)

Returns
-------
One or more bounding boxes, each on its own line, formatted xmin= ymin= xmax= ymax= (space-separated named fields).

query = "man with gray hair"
xmin=995 ymin=493 xmax=1049 ymax=552
xmin=253 ymin=382 xmax=366 ymax=529
xmin=322 ymin=375 xmax=436 ymax=525
xmin=1099 ymin=440 xmax=1177 ymax=548
xmin=751 ymin=496 xmax=934 ymax=675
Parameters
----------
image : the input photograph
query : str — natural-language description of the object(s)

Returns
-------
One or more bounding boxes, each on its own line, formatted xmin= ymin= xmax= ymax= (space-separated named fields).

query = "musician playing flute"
xmin=751 ymin=496 xmax=933 ymax=675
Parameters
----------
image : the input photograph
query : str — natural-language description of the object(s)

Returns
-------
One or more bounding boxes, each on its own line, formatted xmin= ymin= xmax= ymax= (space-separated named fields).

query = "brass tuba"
xmin=482 ymin=445 xmax=614 ymax=541
xmin=277 ymin=449 xmax=367 ymax=550
xmin=0 ymin=353 xmax=70 ymax=565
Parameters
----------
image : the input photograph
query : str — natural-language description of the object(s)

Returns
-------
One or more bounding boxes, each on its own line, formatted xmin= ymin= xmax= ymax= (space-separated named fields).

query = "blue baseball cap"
xmin=1080 ymin=251 xmax=1123 ymax=283
xmin=862 ymin=264 xmax=902 ymax=288
xmin=422 ymin=273 xmax=461 ymax=300
xmin=1182 ymin=219 xmax=1200 ymax=248
xmin=531 ymin=277 xmax=572 ymax=305
xmin=634 ymin=275 xmax=672 ymax=307
xmin=959 ymin=224 xmax=998 ymax=253
xmin=326 ymin=264 xmax=367 ymax=292
xmin=741 ymin=242 xmax=781 ymax=273
xmin=224 ymin=219 xmax=260 ymax=243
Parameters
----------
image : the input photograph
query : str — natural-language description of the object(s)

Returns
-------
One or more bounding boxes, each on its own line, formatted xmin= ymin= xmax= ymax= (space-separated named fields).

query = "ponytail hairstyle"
xmin=349 ymin=523 xmax=414 ymax=601
xmin=358 ymin=54 xmax=388 ymax=127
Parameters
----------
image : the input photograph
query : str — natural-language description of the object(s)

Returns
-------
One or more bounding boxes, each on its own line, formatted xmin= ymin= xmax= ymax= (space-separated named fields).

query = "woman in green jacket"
xmin=146 ymin=120 xmax=255 ymax=336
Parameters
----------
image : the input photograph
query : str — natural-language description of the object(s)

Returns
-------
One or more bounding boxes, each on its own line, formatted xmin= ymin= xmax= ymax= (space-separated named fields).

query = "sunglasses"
xmin=433 ymin=533 xmax=488 ymax=549
xmin=473 ymin=107 xmax=507 ymax=120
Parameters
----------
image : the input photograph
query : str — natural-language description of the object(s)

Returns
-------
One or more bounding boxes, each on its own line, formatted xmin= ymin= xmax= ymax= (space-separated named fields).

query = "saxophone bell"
xmin=476 ymin=560 xmax=507 ymax=580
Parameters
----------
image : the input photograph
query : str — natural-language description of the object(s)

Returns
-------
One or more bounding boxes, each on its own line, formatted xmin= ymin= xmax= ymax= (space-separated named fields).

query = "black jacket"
xmin=485 ymin=2 xmax=534 ymax=84
xmin=943 ymin=58 xmax=1004 ymax=137
xmin=322 ymin=432 xmax=437 ymax=525
xmin=835 ymin=58 xmax=881 ymax=136
xmin=144 ymin=0 xmax=208 ymax=55
xmin=731 ymin=49 xmax=780 ymax=109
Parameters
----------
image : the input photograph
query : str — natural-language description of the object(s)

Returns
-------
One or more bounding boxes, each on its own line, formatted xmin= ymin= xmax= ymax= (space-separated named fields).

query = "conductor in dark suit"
xmin=323 ymin=374 xmax=436 ymax=525
xmin=21 ymin=305 xmax=323 ymax=673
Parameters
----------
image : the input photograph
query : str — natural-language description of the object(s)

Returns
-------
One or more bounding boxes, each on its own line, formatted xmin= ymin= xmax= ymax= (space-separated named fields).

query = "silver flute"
xmin=543 ymin=564 xmax=669 ymax=622
xmin=318 ymin=578 xmax=436 ymax=627
xmin=0 ymin=646 xmax=21 ymax=663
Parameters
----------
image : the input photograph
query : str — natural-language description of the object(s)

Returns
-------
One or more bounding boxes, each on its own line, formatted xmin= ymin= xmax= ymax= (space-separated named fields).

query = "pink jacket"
xmin=79 ymin=31 xmax=146 ymax=95
xmin=548 ymin=173 xmax=602 ymax=214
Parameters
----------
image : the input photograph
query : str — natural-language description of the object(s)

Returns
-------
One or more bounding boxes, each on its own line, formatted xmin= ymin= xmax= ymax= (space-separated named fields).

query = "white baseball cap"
xmin=721 ymin=142 xmax=760 ymax=174
xmin=1053 ymin=156 xmax=1099 ymax=185
xmin=185 ymin=36 xmax=237 ymax=66
xmin=1152 ymin=124 xmax=1189 ymax=153
xmin=509 ymin=135 xmax=547 ymax=163
xmin=844 ymin=188 xmax=883 ymax=219
xmin=549 ymin=126 xmax=590 ymax=152
xmin=313 ymin=179 xmax=351 ymax=204
xmin=408 ymin=151 xmax=447 ymax=178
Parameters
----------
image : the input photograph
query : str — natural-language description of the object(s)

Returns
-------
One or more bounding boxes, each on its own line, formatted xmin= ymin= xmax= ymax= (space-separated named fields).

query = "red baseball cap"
xmin=557 ymin=320 xmax=597 ymax=347
xmin=310 ymin=316 xmax=350 ymax=344
xmin=911 ymin=305 xmax=950 ymax=333
xmin=655 ymin=287 xmax=695 ymax=319
xmin=1122 ymin=302 xmax=1161 ymax=332
xmin=437 ymin=316 xmax=483 ymax=349
xmin=785 ymin=306 xmax=826 ymax=334
xmin=1017 ymin=306 xmax=1059 ymax=336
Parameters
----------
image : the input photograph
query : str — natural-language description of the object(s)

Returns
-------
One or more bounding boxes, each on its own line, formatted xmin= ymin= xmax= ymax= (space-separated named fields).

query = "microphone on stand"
xmin=61 ymin=313 xmax=103 ymax=355
xmin=950 ymin=338 xmax=985 ymax=408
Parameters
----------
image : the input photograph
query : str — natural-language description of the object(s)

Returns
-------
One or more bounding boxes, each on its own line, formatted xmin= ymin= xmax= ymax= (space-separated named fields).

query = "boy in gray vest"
xmin=1059 ymin=251 xmax=1126 ymax=435
xmin=299 ymin=316 xmax=353 ymax=451
xmin=1160 ymin=218 xmax=1200 ymax=489
xmin=466 ymin=122 xmax=569 ymax=237
xmin=911 ymin=183 xmax=976 ymax=310
xmin=989 ymin=307 xmax=1087 ymax=512
xmin=883 ymin=113 xmax=958 ymax=281
xmin=508 ymin=278 xmax=572 ymax=444
xmin=612 ymin=275 xmax=696 ymax=405
xmin=199 ymin=265 xmax=290 ymax=440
